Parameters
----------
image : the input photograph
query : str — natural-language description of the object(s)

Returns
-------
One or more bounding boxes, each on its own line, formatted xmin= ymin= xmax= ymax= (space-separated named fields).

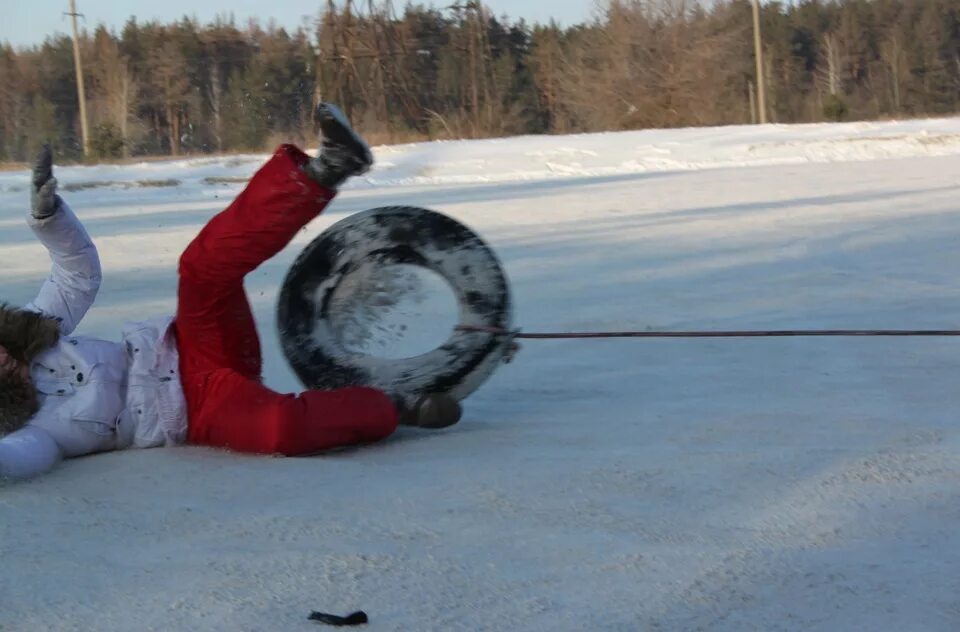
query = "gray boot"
xmin=303 ymin=103 xmax=373 ymax=189
xmin=399 ymin=393 xmax=463 ymax=429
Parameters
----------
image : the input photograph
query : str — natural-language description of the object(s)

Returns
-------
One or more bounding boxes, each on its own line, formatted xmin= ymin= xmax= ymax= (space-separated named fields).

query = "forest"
xmin=0 ymin=0 xmax=957 ymax=161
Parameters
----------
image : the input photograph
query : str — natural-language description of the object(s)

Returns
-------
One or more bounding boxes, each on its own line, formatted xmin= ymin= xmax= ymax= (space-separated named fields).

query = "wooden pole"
xmin=67 ymin=0 xmax=90 ymax=157
xmin=752 ymin=0 xmax=767 ymax=124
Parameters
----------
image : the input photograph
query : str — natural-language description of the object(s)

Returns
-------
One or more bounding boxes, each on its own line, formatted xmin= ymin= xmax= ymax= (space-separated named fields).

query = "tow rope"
xmin=457 ymin=325 xmax=960 ymax=339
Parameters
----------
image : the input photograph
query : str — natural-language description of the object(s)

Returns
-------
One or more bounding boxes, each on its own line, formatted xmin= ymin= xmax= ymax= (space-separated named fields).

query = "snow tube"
xmin=277 ymin=206 xmax=512 ymax=408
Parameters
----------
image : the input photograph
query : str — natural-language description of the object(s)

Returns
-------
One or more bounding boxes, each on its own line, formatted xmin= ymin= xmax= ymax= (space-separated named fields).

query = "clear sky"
xmin=2 ymin=0 xmax=600 ymax=48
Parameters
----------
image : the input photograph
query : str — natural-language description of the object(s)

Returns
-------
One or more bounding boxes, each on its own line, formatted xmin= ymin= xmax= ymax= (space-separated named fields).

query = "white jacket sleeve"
xmin=0 ymin=426 xmax=63 ymax=480
xmin=23 ymin=200 xmax=102 ymax=336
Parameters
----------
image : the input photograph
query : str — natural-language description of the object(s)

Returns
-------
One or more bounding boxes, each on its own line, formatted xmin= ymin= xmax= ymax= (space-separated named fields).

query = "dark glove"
xmin=31 ymin=144 xmax=61 ymax=220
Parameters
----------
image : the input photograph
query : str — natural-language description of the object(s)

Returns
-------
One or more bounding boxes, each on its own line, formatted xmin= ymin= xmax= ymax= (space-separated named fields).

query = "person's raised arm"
xmin=23 ymin=146 xmax=102 ymax=336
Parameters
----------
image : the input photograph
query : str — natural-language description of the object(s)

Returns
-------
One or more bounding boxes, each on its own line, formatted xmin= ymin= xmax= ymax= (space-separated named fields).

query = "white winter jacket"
xmin=0 ymin=203 xmax=186 ymax=479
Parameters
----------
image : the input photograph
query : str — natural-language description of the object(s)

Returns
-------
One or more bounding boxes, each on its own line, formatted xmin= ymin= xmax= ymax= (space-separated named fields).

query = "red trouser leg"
xmin=182 ymin=371 xmax=398 ymax=455
xmin=175 ymin=144 xmax=398 ymax=455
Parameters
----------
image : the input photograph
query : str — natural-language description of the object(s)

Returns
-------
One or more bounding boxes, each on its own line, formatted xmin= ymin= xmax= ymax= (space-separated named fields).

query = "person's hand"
xmin=31 ymin=144 xmax=60 ymax=220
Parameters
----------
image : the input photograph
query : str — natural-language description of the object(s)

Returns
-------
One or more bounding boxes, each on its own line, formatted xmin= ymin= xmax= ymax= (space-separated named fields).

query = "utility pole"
xmin=66 ymin=0 xmax=90 ymax=157
xmin=752 ymin=0 xmax=767 ymax=124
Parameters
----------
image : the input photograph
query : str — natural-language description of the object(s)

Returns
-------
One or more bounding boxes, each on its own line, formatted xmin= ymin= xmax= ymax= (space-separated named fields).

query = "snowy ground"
xmin=3 ymin=120 xmax=960 ymax=630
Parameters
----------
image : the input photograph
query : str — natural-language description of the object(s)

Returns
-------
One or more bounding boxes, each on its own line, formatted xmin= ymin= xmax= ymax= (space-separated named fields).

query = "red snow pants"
xmin=175 ymin=144 xmax=398 ymax=455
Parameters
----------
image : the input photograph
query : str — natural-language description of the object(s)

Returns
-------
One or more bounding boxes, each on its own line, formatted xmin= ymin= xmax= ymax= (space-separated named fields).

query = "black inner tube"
xmin=277 ymin=206 xmax=512 ymax=408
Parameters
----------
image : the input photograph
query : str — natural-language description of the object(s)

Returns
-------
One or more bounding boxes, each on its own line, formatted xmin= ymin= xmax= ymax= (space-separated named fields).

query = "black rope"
xmin=456 ymin=325 xmax=960 ymax=339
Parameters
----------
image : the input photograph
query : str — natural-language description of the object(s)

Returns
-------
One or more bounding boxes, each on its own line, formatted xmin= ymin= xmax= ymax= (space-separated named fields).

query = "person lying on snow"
xmin=0 ymin=103 xmax=461 ymax=481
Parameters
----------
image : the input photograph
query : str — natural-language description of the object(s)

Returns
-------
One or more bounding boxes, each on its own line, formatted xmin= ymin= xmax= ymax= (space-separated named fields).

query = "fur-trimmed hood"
xmin=0 ymin=303 xmax=60 ymax=436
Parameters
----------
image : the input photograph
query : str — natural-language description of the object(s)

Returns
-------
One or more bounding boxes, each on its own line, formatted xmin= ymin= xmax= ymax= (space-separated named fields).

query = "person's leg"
xmin=185 ymin=369 xmax=397 ymax=455
xmin=176 ymin=105 xmax=402 ymax=453
xmin=176 ymin=143 xmax=335 ymax=378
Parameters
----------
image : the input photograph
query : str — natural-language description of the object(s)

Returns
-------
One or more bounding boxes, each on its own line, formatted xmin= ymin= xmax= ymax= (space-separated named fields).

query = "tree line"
xmin=0 ymin=0 xmax=958 ymax=162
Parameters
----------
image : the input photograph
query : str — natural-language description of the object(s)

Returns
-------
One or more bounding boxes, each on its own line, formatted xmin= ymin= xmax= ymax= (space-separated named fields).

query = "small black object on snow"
xmin=308 ymin=610 xmax=369 ymax=626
